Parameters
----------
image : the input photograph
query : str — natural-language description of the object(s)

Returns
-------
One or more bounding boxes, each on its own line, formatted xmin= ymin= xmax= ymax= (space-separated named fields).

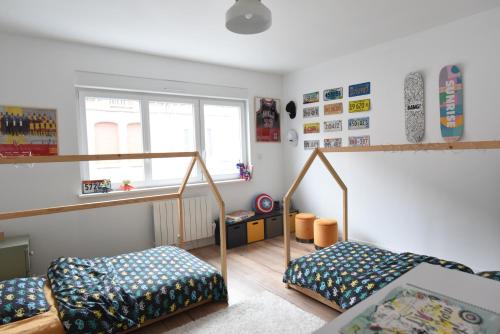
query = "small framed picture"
xmin=256 ymin=97 xmax=281 ymax=142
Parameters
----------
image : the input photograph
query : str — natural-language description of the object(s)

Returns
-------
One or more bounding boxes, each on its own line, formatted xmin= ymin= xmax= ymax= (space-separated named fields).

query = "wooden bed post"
xmin=177 ymin=156 xmax=197 ymax=249
xmin=195 ymin=153 xmax=227 ymax=283
xmin=283 ymin=149 xmax=319 ymax=269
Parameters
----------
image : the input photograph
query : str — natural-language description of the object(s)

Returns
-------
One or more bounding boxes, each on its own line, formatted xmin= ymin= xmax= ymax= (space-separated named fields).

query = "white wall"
xmin=0 ymin=32 xmax=284 ymax=274
xmin=283 ymin=8 xmax=500 ymax=272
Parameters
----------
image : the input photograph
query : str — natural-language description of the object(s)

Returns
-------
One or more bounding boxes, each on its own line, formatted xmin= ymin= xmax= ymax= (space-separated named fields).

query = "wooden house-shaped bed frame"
xmin=281 ymin=141 xmax=500 ymax=312
xmin=0 ymin=151 xmax=227 ymax=331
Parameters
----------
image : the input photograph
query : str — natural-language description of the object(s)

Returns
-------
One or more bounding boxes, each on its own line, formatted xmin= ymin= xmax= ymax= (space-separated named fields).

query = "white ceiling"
xmin=0 ymin=0 xmax=499 ymax=74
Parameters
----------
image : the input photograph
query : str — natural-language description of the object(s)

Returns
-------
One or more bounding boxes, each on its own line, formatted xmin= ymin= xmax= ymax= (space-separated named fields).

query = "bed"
xmin=0 ymin=151 xmax=228 ymax=333
xmin=283 ymin=241 xmax=474 ymax=311
xmin=1 ymin=246 xmax=227 ymax=333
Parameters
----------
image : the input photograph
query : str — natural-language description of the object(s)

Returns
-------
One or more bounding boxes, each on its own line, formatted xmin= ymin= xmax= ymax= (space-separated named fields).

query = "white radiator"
xmin=153 ymin=196 xmax=214 ymax=247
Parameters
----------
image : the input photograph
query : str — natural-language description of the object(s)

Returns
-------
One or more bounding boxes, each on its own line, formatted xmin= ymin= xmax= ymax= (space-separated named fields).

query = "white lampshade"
xmin=226 ymin=0 xmax=272 ymax=35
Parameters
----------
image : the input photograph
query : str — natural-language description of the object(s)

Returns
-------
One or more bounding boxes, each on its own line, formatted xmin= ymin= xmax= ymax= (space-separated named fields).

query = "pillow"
xmin=0 ymin=277 xmax=49 ymax=325
xmin=477 ymin=271 xmax=500 ymax=282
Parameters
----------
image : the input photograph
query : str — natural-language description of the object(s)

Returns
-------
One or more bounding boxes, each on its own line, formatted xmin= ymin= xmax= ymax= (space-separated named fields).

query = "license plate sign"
xmin=324 ymin=138 xmax=342 ymax=148
xmin=349 ymin=135 xmax=370 ymax=147
xmin=323 ymin=88 xmax=343 ymax=101
xmin=324 ymin=120 xmax=342 ymax=132
xmin=348 ymin=117 xmax=370 ymax=130
xmin=303 ymin=92 xmax=320 ymax=104
xmin=324 ymin=103 xmax=343 ymax=115
xmin=304 ymin=140 xmax=320 ymax=150
xmin=349 ymin=99 xmax=371 ymax=113
xmin=304 ymin=122 xmax=320 ymax=134
xmin=303 ymin=106 xmax=319 ymax=118
xmin=349 ymin=82 xmax=371 ymax=97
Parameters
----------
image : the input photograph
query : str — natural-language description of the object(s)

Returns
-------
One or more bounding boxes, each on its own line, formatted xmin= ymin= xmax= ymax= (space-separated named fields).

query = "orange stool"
xmin=295 ymin=213 xmax=315 ymax=243
xmin=314 ymin=219 xmax=338 ymax=250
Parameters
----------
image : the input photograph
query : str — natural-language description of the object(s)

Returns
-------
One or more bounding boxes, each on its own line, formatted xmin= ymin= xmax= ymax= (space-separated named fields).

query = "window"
xmin=79 ymin=89 xmax=247 ymax=189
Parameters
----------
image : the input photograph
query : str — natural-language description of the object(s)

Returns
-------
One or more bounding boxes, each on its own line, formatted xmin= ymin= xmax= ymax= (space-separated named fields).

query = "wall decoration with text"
xmin=0 ymin=105 xmax=58 ymax=156
xmin=324 ymin=138 xmax=342 ymax=148
xmin=349 ymin=82 xmax=371 ymax=97
xmin=304 ymin=140 xmax=320 ymax=150
xmin=303 ymin=106 xmax=319 ymax=118
xmin=304 ymin=122 xmax=320 ymax=134
xmin=349 ymin=99 xmax=371 ymax=113
xmin=256 ymin=97 xmax=281 ymax=142
xmin=324 ymin=120 xmax=342 ymax=132
xmin=324 ymin=103 xmax=343 ymax=115
xmin=349 ymin=135 xmax=370 ymax=147
xmin=323 ymin=88 xmax=343 ymax=101
xmin=405 ymin=72 xmax=425 ymax=143
xmin=303 ymin=92 xmax=320 ymax=104
xmin=348 ymin=117 xmax=370 ymax=130
xmin=439 ymin=65 xmax=463 ymax=142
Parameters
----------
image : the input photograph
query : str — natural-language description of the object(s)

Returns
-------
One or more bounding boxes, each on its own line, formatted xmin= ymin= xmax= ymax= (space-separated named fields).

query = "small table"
xmin=315 ymin=263 xmax=500 ymax=333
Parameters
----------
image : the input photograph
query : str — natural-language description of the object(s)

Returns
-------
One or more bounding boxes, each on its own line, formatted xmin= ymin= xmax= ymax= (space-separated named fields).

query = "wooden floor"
xmin=135 ymin=236 xmax=340 ymax=333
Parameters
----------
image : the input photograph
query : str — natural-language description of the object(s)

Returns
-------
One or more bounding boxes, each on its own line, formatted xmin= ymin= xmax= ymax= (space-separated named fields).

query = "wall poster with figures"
xmin=256 ymin=97 xmax=281 ymax=142
xmin=0 ymin=105 xmax=58 ymax=156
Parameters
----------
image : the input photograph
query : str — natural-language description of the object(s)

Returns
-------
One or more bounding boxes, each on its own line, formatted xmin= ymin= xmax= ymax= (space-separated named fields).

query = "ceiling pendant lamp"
xmin=226 ymin=0 xmax=272 ymax=35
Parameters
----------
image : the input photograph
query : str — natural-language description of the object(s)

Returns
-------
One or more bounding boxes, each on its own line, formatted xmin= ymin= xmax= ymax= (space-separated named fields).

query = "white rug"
xmin=168 ymin=291 xmax=326 ymax=334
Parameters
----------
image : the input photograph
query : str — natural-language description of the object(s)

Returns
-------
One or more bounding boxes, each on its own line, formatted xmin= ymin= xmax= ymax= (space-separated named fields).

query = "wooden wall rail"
xmin=0 ymin=151 xmax=227 ymax=283
xmin=320 ymin=140 xmax=500 ymax=153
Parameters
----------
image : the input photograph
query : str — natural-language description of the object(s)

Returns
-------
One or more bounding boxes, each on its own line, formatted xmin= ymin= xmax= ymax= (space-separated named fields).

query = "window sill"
xmin=78 ymin=178 xmax=249 ymax=199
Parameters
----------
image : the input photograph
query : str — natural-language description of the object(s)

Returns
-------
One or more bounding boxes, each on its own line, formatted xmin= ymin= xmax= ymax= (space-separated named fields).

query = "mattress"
xmin=47 ymin=246 xmax=227 ymax=333
xmin=283 ymin=241 xmax=473 ymax=310
xmin=0 ymin=283 xmax=64 ymax=334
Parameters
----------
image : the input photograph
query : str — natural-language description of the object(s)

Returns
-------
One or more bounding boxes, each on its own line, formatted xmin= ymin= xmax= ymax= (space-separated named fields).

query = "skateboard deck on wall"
xmin=404 ymin=72 xmax=425 ymax=143
xmin=439 ymin=65 xmax=463 ymax=142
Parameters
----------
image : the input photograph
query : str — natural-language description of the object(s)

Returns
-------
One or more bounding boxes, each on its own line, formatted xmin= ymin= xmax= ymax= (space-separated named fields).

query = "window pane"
xmin=203 ymin=104 xmax=243 ymax=176
xmin=84 ymin=97 xmax=144 ymax=183
xmin=149 ymin=101 xmax=197 ymax=181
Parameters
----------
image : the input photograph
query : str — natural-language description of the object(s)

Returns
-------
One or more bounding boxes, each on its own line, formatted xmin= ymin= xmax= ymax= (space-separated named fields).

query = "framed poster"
xmin=349 ymin=82 xmax=371 ymax=97
xmin=303 ymin=106 xmax=319 ymax=118
xmin=349 ymin=135 xmax=370 ymax=147
xmin=324 ymin=138 xmax=342 ymax=148
xmin=304 ymin=122 xmax=320 ymax=134
xmin=256 ymin=97 xmax=281 ymax=142
xmin=304 ymin=140 xmax=320 ymax=150
xmin=0 ymin=105 xmax=58 ymax=156
xmin=324 ymin=103 xmax=343 ymax=115
xmin=323 ymin=88 xmax=343 ymax=101
xmin=324 ymin=120 xmax=342 ymax=132
xmin=348 ymin=117 xmax=370 ymax=130
xmin=303 ymin=92 xmax=320 ymax=104
xmin=349 ymin=99 xmax=371 ymax=113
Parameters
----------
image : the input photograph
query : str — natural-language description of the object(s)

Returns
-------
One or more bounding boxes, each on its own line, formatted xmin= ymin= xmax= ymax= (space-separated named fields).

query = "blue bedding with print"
xmin=283 ymin=241 xmax=474 ymax=310
xmin=47 ymin=246 xmax=227 ymax=333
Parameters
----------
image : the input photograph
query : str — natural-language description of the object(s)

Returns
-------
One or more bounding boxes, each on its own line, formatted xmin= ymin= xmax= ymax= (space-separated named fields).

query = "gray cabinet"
xmin=0 ymin=236 xmax=30 ymax=280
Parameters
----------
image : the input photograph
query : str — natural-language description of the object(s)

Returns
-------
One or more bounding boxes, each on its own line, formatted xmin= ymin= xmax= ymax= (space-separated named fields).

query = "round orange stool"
xmin=314 ymin=219 xmax=338 ymax=250
xmin=295 ymin=213 xmax=315 ymax=243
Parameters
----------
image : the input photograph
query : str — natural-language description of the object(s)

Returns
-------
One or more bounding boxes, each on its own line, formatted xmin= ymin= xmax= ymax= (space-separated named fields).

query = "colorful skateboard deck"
xmin=404 ymin=72 xmax=425 ymax=143
xmin=439 ymin=65 xmax=463 ymax=142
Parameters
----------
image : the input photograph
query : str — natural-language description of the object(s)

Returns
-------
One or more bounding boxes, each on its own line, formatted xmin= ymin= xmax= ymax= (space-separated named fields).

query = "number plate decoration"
xmin=324 ymin=103 xmax=343 ymax=115
xmin=303 ymin=92 xmax=320 ymax=104
xmin=349 ymin=135 xmax=370 ymax=147
xmin=304 ymin=140 xmax=320 ymax=150
xmin=349 ymin=99 xmax=371 ymax=113
xmin=324 ymin=120 xmax=342 ymax=132
xmin=348 ymin=117 xmax=370 ymax=130
xmin=304 ymin=122 xmax=320 ymax=134
xmin=439 ymin=65 xmax=463 ymax=142
xmin=324 ymin=138 xmax=342 ymax=148
xmin=323 ymin=88 xmax=343 ymax=101
xmin=82 ymin=179 xmax=112 ymax=194
xmin=303 ymin=106 xmax=319 ymax=118
xmin=349 ymin=82 xmax=371 ymax=97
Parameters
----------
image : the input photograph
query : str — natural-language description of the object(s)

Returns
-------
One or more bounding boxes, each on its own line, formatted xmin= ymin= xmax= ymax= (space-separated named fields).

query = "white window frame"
xmin=77 ymin=88 xmax=249 ymax=189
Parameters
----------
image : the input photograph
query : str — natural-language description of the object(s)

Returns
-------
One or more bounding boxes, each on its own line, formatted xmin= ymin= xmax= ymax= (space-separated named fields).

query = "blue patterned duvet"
xmin=47 ymin=246 xmax=227 ymax=333
xmin=283 ymin=241 xmax=473 ymax=310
